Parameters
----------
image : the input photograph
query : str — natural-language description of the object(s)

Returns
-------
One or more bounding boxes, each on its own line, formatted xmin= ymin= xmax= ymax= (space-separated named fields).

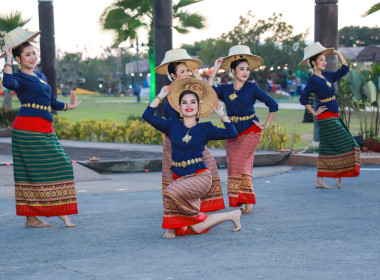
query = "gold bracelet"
xmin=209 ymin=75 xmax=216 ymax=80
xmin=4 ymin=63 xmax=13 ymax=69
xmin=63 ymin=103 xmax=68 ymax=111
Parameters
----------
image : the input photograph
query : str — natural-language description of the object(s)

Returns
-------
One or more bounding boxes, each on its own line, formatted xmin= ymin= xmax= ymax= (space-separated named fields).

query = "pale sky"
xmin=1 ymin=0 xmax=379 ymax=58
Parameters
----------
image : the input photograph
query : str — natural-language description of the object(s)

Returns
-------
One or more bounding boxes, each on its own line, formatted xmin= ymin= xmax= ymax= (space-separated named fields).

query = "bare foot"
xmin=163 ymin=228 xmax=176 ymax=238
xmin=336 ymin=177 xmax=342 ymax=189
xmin=315 ymin=182 xmax=333 ymax=189
xmin=242 ymin=203 xmax=253 ymax=214
xmin=26 ymin=216 xmax=52 ymax=228
xmin=58 ymin=215 xmax=76 ymax=227
xmin=231 ymin=209 xmax=242 ymax=231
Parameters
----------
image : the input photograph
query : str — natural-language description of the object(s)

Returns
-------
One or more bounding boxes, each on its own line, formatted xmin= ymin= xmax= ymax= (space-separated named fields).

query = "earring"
xmin=18 ymin=64 xmax=21 ymax=70
xmin=197 ymin=111 xmax=200 ymax=117
xmin=313 ymin=65 xmax=317 ymax=70
xmin=180 ymin=112 xmax=183 ymax=118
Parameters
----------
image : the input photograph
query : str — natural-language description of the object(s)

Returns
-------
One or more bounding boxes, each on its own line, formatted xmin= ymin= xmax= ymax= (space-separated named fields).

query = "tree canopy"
xmin=338 ymin=26 xmax=380 ymax=47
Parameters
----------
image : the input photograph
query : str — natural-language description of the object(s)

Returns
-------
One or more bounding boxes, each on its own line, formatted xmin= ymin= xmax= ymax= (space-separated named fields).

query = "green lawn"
xmin=3 ymin=94 xmax=362 ymax=150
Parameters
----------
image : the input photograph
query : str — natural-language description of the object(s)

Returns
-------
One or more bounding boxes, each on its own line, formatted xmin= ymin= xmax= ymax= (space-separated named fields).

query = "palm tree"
xmin=0 ymin=11 xmax=31 ymax=112
xmin=99 ymin=0 xmax=206 ymax=99
xmin=362 ymin=2 xmax=380 ymax=17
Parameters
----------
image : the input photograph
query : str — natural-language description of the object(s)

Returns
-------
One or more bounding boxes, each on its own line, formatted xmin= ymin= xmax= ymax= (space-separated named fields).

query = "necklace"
xmin=182 ymin=121 xmax=197 ymax=144
xmin=316 ymin=74 xmax=332 ymax=88
xmin=229 ymin=84 xmax=243 ymax=101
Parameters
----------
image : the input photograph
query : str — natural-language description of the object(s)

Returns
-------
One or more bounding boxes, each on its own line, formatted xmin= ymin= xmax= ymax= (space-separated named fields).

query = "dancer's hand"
xmin=333 ymin=50 xmax=341 ymax=56
xmin=315 ymin=105 xmax=328 ymax=116
xmin=158 ymin=85 xmax=170 ymax=99
xmin=214 ymin=101 xmax=226 ymax=118
xmin=213 ymin=57 xmax=224 ymax=70
xmin=253 ymin=120 xmax=265 ymax=130
xmin=2 ymin=44 xmax=13 ymax=60
xmin=192 ymin=69 xmax=203 ymax=81
xmin=67 ymin=91 xmax=81 ymax=110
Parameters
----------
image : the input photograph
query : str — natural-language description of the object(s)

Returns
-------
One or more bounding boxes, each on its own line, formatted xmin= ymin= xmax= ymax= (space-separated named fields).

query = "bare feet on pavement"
xmin=163 ymin=228 xmax=176 ymax=238
xmin=336 ymin=177 xmax=342 ymax=189
xmin=26 ymin=216 xmax=52 ymax=228
xmin=58 ymin=215 xmax=76 ymax=227
xmin=241 ymin=203 xmax=253 ymax=214
xmin=231 ymin=209 xmax=242 ymax=231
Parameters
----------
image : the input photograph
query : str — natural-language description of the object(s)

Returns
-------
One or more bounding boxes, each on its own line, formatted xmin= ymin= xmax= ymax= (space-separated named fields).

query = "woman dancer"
xmin=142 ymin=78 xmax=241 ymax=238
xmin=2 ymin=27 xmax=80 ymax=227
xmin=155 ymin=49 xmax=225 ymax=212
xmin=299 ymin=42 xmax=360 ymax=189
xmin=209 ymin=45 xmax=278 ymax=214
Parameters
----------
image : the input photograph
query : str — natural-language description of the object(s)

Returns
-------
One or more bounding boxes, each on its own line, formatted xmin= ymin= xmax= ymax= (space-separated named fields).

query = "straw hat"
xmin=221 ymin=45 xmax=263 ymax=70
xmin=1 ymin=27 xmax=40 ymax=58
xmin=154 ymin=49 xmax=202 ymax=75
xmin=299 ymin=42 xmax=335 ymax=66
xmin=167 ymin=78 xmax=218 ymax=118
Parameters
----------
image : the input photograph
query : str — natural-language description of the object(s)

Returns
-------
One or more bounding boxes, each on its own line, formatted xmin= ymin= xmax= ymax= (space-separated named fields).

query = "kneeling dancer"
xmin=143 ymin=78 xmax=241 ymax=238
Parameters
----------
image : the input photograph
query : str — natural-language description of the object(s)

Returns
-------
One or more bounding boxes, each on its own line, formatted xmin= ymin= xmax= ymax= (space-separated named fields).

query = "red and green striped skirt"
xmin=11 ymin=116 xmax=78 ymax=217
xmin=317 ymin=113 xmax=360 ymax=177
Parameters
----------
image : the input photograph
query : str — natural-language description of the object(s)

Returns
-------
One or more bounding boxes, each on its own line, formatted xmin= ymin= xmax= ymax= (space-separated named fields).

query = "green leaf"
xmin=362 ymin=81 xmax=377 ymax=104
xmin=347 ymin=70 xmax=364 ymax=100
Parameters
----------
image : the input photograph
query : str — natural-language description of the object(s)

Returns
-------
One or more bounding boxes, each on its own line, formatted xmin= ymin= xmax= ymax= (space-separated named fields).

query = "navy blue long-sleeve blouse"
xmin=3 ymin=71 xmax=65 ymax=122
xmin=212 ymin=82 xmax=278 ymax=134
xmin=299 ymin=65 xmax=349 ymax=113
xmin=164 ymin=102 xmax=180 ymax=119
xmin=143 ymin=106 xmax=237 ymax=177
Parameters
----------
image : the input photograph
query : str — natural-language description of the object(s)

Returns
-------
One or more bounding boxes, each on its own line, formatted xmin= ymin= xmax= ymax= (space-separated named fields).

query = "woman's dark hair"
xmin=12 ymin=41 xmax=32 ymax=59
xmin=168 ymin=61 xmax=185 ymax=77
xmin=309 ymin=53 xmax=324 ymax=68
xmin=230 ymin=58 xmax=248 ymax=71
xmin=178 ymin=90 xmax=199 ymax=105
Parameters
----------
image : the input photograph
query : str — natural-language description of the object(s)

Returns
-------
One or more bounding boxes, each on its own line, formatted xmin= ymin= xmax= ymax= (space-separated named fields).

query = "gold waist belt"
xmin=320 ymin=96 xmax=336 ymax=103
xmin=21 ymin=103 xmax=52 ymax=113
xmin=172 ymin=157 xmax=203 ymax=168
xmin=229 ymin=113 xmax=255 ymax=123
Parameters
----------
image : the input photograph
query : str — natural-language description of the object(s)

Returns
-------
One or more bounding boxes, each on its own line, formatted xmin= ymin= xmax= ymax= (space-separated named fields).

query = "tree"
xmin=0 ymin=11 xmax=31 ymax=112
xmin=362 ymin=2 xmax=380 ymax=17
xmin=338 ymin=26 xmax=380 ymax=47
xmin=99 ymin=0 xmax=206 ymax=97
xmin=182 ymin=12 xmax=308 ymax=90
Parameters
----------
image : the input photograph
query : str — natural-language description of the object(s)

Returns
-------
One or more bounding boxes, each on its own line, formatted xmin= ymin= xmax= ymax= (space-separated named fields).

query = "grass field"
xmin=3 ymin=94 xmax=362 ymax=150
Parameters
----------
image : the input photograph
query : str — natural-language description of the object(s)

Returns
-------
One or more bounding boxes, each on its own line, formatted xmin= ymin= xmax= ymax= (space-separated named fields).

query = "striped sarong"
xmin=12 ymin=128 xmax=78 ymax=217
xmin=226 ymin=131 xmax=262 ymax=207
xmin=161 ymin=135 xmax=224 ymax=212
xmin=162 ymin=170 xmax=211 ymax=229
xmin=317 ymin=116 xmax=360 ymax=177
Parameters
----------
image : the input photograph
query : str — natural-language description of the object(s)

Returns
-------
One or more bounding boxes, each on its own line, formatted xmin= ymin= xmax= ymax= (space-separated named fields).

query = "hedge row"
xmin=53 ymin=116 xmax=301 ymax=150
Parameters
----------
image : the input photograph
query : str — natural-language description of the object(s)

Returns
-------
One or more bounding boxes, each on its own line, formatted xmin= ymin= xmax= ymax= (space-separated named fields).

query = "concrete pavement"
xmin=1 ymin=164 xmax=380 ymax=279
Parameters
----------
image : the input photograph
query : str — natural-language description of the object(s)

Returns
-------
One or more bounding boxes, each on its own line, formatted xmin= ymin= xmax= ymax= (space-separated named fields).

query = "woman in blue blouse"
xmin=143 ymin=78 xmax=241 ymax=238
xmin=209 ymin=45 xmax=279 ymax=214
xmin=299 ymin=42 xmax=360 ymax=189
xmin=155 ymin=49 xmax=225 ymax=212
xmin=2 ymin=28 xmax=80 ymax=228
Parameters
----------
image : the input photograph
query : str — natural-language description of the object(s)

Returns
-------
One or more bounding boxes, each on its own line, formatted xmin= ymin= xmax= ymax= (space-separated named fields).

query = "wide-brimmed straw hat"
xmin=221 ymin=45 xmax=263 ymax=70
xmin=1 ymin=27 xmax=40 ymax=58
xmin=154 ymin=49 xmax=202 ymax=75
xmin=167 ymin=78 xmax=218 ymax=118
xmin=299 ymin=42 xmax=335 ymax=66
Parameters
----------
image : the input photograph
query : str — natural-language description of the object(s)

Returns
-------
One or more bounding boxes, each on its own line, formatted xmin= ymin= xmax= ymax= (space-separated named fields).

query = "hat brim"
xmin=298 ymin=48 xmax=335 ymax=66
xmin=167 ymin=78 xmax=218 ymax=118
xmin=0 ymin=31 xmax=40 ymax=58
xmin=154 ymin=59 xmax=202 ymax=75
xmin=221 ymin=54 xmax=263 ymax=70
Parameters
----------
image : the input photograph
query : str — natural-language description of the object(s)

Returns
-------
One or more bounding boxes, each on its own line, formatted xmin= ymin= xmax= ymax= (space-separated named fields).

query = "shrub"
xmin=53 ymin=117 xmax=301 ymax=150
xmin=0 ymin=109 xmax=18 ymax=128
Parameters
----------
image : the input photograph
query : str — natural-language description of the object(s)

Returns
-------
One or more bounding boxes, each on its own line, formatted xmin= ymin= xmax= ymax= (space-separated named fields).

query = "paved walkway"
xmin=1 ymin=164 xmax=380 ymax=279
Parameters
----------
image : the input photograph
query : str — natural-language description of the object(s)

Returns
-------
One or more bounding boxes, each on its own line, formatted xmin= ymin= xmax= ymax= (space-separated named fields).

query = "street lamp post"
xmin=131 ymin=38 xmax=144 ymax=102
